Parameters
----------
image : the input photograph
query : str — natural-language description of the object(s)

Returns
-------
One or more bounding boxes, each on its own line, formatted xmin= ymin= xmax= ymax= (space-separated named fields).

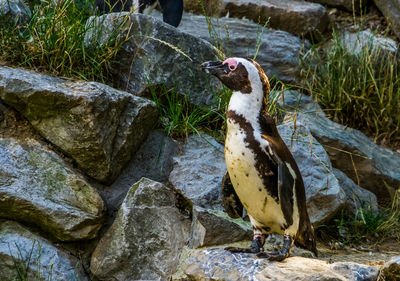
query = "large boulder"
xmin=90 ymin=178 xmax=191 ymax=281
xmin=169 ymin=133 xmax=226 ymax=210
xmin=296 ymin=112 xmax=400 ymax=205
xmin=85 ymin=12 xmax=220 ymax=106
xmin=183 ymin=0 xmax=328 ymax=37
xmin=278 ymin=117 xmax=346 ymax=224
xmin=373 ymin=0 xmax=400 ymax=40
xmin=182 ymin=248 xmax=378 ymax=281
xmin=174 ymin=12 xmax=310 ymax=83
xmin=332 ymin=168 xmax=378 ymax=216
xmin=104 ymin=130 xmax=179 ymax=213
xmin=0 ymin=66 xmax=157 ymax=184
xmin=277 ymin=90 xmax=400 ymax=206
xmin=0 ymin=220 xmax=88 ymax=281
xmin=0 ymin=137 xmax=105 ymax=241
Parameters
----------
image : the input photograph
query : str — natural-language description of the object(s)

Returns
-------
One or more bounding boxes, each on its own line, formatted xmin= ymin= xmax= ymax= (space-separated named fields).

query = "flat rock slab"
xmin=183 ymin=0 xmax=328 ymax=36
xmin=0 ymin=137 xmax=105 ymax=241
xmin=85 ymin=13 xmax=220 ymax=106
xmin=169 ymin=134 xmax=226 ymax=210
xmin=174 ymin=12 xmax=309 ymax=83
xmin=278 ymin=118 xmax=346 ymax=224
xmin=91 ymin=178 xmax=191 ymax=281
xmin=0 ymin=220 xmax=88 ymax=281
xmin=183 ymin=248 xmax=378 ymax=281
xmin=0 ymin=66 xmax=157 ymax=184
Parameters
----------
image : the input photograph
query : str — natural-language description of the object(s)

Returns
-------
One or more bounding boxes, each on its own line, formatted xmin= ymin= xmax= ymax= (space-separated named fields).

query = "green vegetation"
xmin=301 ymin=30 xmax=400 ymax=148
xmin=0 ymin=0 xmax=128 ymax=82
xmin=317 ymin=190 xmax=400 ymax=245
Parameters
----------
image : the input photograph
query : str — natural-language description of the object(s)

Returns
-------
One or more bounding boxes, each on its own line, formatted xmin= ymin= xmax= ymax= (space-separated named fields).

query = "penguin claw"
xmin=225 ymin=236 xmax=264 ymax=254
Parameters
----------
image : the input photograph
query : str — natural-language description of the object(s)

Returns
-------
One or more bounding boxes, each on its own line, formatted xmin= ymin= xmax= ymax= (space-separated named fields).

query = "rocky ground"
xmin=0 ymin=0 xmax=400 ymax=280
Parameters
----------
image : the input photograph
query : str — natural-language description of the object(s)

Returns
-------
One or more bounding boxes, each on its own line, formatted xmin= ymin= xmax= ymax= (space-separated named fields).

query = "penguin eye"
xmin=229 ymin=65 xmax=236 ymax=71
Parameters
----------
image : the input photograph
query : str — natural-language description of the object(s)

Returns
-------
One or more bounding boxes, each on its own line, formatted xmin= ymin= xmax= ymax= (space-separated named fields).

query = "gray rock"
xmin=0 ymin=220 xmax=88 ymax=281
xmin=296 ymin=111 xmax=400 ymax=205
xmin=373 ymin=0 xmax=400 ymax=40
xmin=0 ymin=0 xmax=31 ymax=26
xmin=332 ymin=168 xmax=378 ymax=216
xmin=0 ymin=137 xmax=105 ymax=241
xmin=85 ymin=12 xmax=220 ymax=106
xmin=90 ymin=178 xmax=191 ymax=281
xmin=183 ymin=248 xmax=378 ymax=281
xmin=278 ymin=118 xmax=346 ymax=224
xmin=103 ymin=130 xmax=179 ymax=213
xmin=183 ymin=0 xmax=328 ymax=37
xmin=190 ymin=206 xmax=252 ymax=248
xmin=308 ymin=0 xmax=368 ymax=12
xmin=169 ymin=133 xmax=226 ymax=210
xmin=379 ymin=256 xmax=400 ymax=281
xmin=273 ymin=90 xmax=324 ymax=116
xmin=0 ymin=66 xmax=157 ymax=184
xmin=174 ymin=12 xmax=310 ymax=83
xmin=339 ymin=29 xmax=398 ymax=55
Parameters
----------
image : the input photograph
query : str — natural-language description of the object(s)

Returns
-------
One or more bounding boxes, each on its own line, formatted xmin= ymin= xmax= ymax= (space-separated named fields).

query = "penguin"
xmin=95 ymin=0 xmax=183 ymax=27
xmin=201 ymin=57 xmax=318 ymax=261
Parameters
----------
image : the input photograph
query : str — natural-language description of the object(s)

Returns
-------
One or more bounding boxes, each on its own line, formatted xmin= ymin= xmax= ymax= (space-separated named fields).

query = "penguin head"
xmin=201 ymin=57 xmax=269 ymax=95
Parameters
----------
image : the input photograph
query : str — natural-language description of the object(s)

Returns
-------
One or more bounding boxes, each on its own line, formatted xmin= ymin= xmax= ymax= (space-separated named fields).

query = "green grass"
xmin=0 ymin=0 xmax=128 ymax=82
xmin=301 ymin=29 xmax=400 ymax=148
xmin=317 ymin=189 xmax=400 ymax=245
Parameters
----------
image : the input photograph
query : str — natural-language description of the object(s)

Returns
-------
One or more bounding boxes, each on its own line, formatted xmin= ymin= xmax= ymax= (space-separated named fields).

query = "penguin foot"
xmin=225 ymin=236 xmax=264 ymax=254
xmin=256 ymin=235 xmax=294 ymax=261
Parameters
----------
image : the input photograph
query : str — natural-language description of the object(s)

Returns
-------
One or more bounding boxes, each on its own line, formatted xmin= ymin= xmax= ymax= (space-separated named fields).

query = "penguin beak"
xmin=201 ymin=61 xmax=229 ymax=76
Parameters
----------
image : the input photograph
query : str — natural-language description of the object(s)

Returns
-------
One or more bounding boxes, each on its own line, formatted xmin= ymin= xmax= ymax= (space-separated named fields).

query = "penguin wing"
xmin=221 ymin=172 xmax=243 ymax=218
xmin=260 ymin=113 xmax=296 ymax=228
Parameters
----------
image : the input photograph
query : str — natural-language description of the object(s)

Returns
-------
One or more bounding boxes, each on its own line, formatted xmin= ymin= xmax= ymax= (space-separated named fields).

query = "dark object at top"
xmin=94 ymin=0 xmax=183 ymax=27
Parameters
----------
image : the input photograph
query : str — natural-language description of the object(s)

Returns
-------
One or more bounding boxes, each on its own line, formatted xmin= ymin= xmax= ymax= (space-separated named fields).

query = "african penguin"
xmin=201 ymin=57 xmax=318 ymax=261
xmin=95 ymin=0 xmax=183 ymax=27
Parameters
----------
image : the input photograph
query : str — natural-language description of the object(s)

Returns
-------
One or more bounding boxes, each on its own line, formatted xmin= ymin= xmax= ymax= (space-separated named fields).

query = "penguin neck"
xmin=227 ymin=89 xmax=264 ymax=126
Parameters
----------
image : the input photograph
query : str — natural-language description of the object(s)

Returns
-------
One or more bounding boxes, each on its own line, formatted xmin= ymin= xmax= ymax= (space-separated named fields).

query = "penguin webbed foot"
xmin=256 ymin=235 xmax=294 ymax=261
xmin=225 ymin=236 xmax=264 ymax=254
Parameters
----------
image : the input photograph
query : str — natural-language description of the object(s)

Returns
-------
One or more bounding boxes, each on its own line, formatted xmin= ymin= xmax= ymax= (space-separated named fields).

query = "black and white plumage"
xmin=201 ymin=57 xmax=317 ymax=261
xmin=95 ymin=0 xmax=183 ymax=27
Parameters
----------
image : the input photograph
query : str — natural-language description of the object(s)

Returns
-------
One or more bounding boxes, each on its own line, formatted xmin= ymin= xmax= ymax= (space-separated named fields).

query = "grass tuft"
xmin=0 ymin=0 xmax=128 ymax=82
xmin=301 ymin=29 xmax=400 ymax=148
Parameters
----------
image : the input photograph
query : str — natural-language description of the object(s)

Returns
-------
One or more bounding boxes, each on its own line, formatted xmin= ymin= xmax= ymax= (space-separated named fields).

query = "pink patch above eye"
xmin=223 ymin=58 xmax=237 ymax=71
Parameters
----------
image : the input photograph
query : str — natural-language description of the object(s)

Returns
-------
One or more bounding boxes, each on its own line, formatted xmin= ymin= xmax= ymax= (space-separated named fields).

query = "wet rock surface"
xmin=0 ymin=66 xmax=157 ymax=184
xmin=182 ymin=247 xmax=379 ymax=281
xmin=169 ymin=133 xmax=226 ymax=210
xmin=189 ymin=206 xmax=252 ymax=248
xmin=0 ymin=137 xmax=105 ymax=241
xmin=174 ymin=12 xmax=310 ymax=83
xmin=0 ymin=220 xmax=88 ymax=281
xmin=90 ymin=178 xmax=191 ymax=281
xmin=183 ymin=0 xmax=328 ymax=36
xmin=85 ymin=12 xmax=220 ymax=106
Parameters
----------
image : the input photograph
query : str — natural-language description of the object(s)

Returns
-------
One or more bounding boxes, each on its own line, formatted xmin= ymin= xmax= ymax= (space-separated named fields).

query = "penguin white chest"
xmin=225 ymin=119 xmax=286 ymax=233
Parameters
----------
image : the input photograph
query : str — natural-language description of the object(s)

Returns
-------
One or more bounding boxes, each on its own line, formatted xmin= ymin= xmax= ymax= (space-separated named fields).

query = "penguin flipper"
xmin=221 ymin=172 xmax=243 ymax=219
